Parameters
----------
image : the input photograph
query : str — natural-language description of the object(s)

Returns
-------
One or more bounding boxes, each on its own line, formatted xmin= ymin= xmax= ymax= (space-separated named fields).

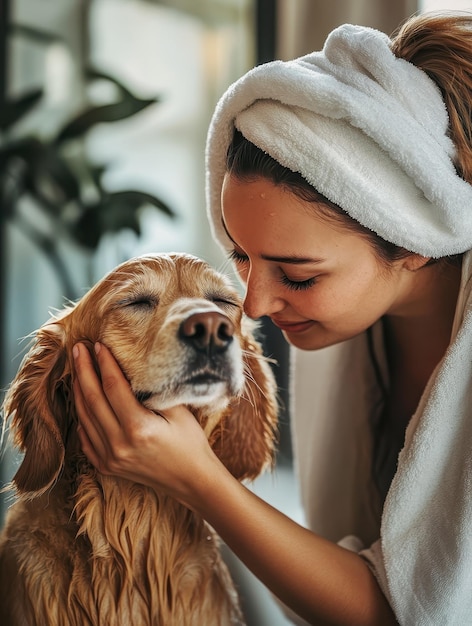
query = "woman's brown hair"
xmin=391 ymin=12 xmax=472 ymax=184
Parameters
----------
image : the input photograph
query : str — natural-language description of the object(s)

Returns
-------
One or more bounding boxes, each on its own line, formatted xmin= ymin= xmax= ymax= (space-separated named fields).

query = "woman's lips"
xmin=271 ymin=319 xmax=315 ymax=333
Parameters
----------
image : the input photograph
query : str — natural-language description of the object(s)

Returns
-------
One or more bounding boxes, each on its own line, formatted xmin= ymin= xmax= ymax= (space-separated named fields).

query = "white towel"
xmin=206 ymin=23 xmax=472 ymax=257
xmin=361 ymin=249 xmax=472 ymax=624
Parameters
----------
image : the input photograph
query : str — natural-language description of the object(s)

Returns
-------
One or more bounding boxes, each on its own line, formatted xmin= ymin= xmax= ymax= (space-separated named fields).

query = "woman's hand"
xmin=73 ymin=342 xmax=219 ymax=508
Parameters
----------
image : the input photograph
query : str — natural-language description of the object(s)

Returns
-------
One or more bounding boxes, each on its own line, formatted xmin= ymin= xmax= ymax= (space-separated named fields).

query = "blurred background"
xmin=0 ymin=0 xmax=469 ymax=623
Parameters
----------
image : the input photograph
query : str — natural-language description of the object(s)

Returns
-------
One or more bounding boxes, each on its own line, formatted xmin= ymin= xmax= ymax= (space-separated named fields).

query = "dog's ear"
xmin=211 ymin=322 xmax=278 ymax=481
xmin=3 ymin=320 xmax=72 ymax=498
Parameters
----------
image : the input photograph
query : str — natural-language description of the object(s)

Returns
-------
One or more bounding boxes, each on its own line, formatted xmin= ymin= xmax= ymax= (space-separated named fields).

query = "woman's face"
xmin=221 ymin=174 xmax=419 ymax=350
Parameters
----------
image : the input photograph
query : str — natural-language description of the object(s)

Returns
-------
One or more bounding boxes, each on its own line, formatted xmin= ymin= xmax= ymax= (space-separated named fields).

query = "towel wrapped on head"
xmin=206 ymin=23 xmax=472 ymax=258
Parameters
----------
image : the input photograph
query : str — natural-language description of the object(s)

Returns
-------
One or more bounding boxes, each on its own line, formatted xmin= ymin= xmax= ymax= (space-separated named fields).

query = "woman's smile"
xmin=271 ymin=318 xmax=316 ymax=334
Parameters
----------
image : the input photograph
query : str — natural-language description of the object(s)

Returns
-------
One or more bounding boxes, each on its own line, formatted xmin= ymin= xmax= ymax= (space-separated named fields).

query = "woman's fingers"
xmin=72 ymin=343 xmax=118 ymax=468
xmin=74 ymin=377 xmax=108 ymax=470
xmin=90 ymin=342 xmax=143 ymax=428
xmin=73 ymin=342 xmax=156 ymax=474
xmin=73 ymin=343 xmax=134 ymax=427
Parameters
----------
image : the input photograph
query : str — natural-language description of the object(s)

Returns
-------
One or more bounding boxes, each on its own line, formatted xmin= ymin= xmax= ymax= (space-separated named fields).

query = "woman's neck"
xmin=383 ymin=260 xmax=462 ymax=424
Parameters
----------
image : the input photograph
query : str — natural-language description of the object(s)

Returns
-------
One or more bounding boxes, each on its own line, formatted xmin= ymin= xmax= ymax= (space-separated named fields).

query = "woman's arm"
xmin=73 ymin=342 xmax=397 ymax=626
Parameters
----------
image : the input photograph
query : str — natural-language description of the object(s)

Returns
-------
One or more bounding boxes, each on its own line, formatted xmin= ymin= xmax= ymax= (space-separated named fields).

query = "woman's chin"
xmin=282 ymin=326 xmax=344 ymax=351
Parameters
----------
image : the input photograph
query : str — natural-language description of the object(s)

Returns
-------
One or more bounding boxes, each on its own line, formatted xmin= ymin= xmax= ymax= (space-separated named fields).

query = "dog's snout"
xmin=179 ymin=311 xmax=234 ymax=354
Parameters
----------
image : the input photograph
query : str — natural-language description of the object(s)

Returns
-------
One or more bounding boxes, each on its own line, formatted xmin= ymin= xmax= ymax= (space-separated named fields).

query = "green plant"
xmin=0 ymin=27 xmax=176 ymax=300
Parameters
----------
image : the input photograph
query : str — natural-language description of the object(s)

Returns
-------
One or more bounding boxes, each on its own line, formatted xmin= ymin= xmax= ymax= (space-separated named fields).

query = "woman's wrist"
xmin=177 ymin=448 xmax=239 ymax=515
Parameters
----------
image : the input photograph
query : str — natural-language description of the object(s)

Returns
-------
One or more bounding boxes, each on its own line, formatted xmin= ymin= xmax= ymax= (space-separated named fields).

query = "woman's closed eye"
xmin=229 ymin=249 xmax=317 ymax=291
xmin=228 ymin=249 xmax=248 ymax=264
xmin=279 ymin=274 xmax=317 ymax=291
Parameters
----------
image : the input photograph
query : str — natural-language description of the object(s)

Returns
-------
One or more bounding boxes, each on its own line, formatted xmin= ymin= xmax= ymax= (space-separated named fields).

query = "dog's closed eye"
xmin=206 ymin=292 xmax=240 ymax=308
xmin=118 ymin=295 xmax=159 ymax=309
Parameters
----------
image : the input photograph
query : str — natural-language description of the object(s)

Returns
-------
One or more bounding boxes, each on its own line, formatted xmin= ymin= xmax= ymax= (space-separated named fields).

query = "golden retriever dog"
xmin=0 ymin=253 xmax=278 ymax=626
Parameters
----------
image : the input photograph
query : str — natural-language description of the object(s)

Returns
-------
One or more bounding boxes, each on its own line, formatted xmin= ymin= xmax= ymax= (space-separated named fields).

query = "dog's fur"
xmin=0 ymin=253 xmax=278 ymax=626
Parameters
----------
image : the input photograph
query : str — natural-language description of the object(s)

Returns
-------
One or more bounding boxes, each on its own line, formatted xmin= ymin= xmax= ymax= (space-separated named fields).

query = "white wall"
xmin=420 ymin=0 xmax=472 ymax=9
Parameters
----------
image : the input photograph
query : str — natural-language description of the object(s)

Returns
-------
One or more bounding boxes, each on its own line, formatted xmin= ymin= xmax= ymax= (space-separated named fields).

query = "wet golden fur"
xmin=0 ymin=253 xmax=278 ymax=625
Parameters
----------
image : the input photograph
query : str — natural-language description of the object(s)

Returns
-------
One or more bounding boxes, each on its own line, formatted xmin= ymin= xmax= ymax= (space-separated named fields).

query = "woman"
xmin=73 ymin=13 xmax=472 ymax=625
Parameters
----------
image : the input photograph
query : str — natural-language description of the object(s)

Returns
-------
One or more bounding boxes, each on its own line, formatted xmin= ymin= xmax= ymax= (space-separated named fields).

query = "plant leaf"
xmin=107 ymin=190 xmax=176 ymax=218
xmin=0 ymin=89 xmax=43 ymax=130
xmin=54 ymin=98 xmax=157 ymax=143
xmin=85 ymin=67 xmax=161 ymax=105
xmin=11 ymin=23 xmax=66 ymax=45
xmin=70 ymin=197 xmax=142 ymax=249
xmin=89 ymin=165 xmax=107 ymax=190
xmin=2 ymin=138 xmax=81 ymax=212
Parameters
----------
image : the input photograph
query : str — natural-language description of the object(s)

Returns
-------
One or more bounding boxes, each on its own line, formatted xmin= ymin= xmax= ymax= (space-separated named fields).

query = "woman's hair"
xmin=226 ymin=12 xmax=471 ymax=265
xmin=391 ymin=13 xmax=472 ymax=184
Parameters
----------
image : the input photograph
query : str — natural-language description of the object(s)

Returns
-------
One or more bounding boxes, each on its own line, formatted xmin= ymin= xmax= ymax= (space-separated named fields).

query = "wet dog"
xmin=0 ymin=253 xmax=278 ymax=625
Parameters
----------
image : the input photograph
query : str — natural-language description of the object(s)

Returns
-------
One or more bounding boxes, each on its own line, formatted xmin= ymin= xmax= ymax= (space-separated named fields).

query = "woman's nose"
xmin=243 ymin=274 xmax=285 ymax=320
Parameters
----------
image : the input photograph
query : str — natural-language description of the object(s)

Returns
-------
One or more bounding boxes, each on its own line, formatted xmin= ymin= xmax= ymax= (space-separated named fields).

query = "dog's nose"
xmin=179 ymin=311 xmax=234 ymax=354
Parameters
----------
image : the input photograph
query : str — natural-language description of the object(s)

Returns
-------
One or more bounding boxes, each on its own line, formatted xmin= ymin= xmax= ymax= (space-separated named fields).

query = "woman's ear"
xmin=403 ymin=253 xmax=432 ymax=271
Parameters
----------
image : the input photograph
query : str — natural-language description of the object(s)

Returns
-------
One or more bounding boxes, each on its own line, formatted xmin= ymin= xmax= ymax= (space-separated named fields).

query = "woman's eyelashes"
xmin=228 ymin=249 xmax=317 ymax=291
xmin=279 ymin=274 xmax=317 ymax=291
xmin=228 ymin=249 xmax=248 ymax=264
